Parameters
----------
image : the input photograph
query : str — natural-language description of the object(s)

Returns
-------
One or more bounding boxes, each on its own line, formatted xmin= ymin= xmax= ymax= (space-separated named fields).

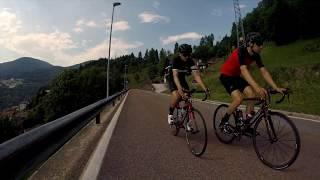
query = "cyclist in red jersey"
xmin=219 ymin=32 xmax=286 ymax=133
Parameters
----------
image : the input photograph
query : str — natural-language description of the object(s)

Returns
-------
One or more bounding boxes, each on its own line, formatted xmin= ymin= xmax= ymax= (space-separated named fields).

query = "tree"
xmin=144 ymin=49 xmax=149 ymax=65
xmin=148 ymin=65 xmax=158 ymax=81
xmin=174 ymin=42 xmax=179 ymax=54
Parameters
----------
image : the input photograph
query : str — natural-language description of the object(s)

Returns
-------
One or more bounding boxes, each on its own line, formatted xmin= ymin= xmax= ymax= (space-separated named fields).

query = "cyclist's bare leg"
xmin=169 ymin=90 xmax=181 ymax=114
xmin=168 ymin=90 xmax=182 ymax=124
xmin=226 ymin=90 xmax=244 ymax=115
xmin=220 ymin=90 xmax=243 ymax=130
xmin=243 ymin=86 xmax=255 ymax=114
xmin=170 ymin=90 xmax=182 ymax=109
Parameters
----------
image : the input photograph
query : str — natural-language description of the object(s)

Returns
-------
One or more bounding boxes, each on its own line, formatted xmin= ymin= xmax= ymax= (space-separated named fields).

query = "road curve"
xmin=96 ymin=89 xmax=320 ymax=179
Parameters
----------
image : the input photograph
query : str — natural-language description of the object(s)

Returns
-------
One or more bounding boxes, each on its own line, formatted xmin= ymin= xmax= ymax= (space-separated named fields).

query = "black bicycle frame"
xmin=243 ymin=100 xmax=279 ymax=142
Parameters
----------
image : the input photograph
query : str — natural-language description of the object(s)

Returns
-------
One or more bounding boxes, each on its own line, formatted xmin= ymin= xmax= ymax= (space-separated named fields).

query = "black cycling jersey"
xmin=166 ymin=56 xmax=198 ymax=92
xmin=171 ymin=56 xmax=197 ymax=79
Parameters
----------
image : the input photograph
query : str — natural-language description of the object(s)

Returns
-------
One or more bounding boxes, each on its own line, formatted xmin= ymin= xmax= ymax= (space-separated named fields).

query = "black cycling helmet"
xmin=246 ymin=32 xmax=263 ymax=46
xmin=178 ymin=44 xmax=192 ymax=54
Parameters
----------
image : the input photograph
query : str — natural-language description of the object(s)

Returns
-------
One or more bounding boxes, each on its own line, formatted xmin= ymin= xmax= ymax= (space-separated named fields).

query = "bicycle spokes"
xmin=185 ymin=108 xmax=207 ymax=157
xmin=253 ymin=112 xmax=300 ymax=170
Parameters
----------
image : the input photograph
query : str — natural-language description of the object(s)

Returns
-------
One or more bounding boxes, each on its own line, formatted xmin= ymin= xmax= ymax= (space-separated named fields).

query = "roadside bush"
xmin=0 ymin=117 xmax=22 ymax=143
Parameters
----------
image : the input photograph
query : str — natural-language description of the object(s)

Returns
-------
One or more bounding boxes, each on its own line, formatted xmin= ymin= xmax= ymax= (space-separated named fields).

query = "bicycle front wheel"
xmin=253 ymin=111 xmax=301 ymax=170
xmin=185 ymin=108 xmax=208 ymax=157
xmin=171 ymin=107 xmax=181 ymax=136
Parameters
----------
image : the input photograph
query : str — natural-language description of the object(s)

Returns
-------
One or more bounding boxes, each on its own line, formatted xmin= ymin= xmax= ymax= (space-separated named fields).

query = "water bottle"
xmin=177 ymin=108 xmax=182 ymax=120
xmin=180 ymin=108 xmax=186 ymax=120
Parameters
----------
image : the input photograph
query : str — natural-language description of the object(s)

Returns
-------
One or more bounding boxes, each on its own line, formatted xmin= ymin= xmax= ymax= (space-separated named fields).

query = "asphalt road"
xmin=96 ymin=89 xmax=320 ymax=179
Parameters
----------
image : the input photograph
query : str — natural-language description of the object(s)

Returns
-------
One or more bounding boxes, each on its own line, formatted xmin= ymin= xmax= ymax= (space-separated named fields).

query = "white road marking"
xmin=80 ymin=93 xmax=128 ymax=180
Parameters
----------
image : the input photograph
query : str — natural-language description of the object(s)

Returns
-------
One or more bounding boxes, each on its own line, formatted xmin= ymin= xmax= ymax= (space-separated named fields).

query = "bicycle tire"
xmin=171 ymin=107 xmax=182 ymax=136
xmin=213 ymin=104 xmax=236 ymax=144
xmin=185 ymin=108 xmax=208 ymax=157
xmin=253 ymin=111 xmax=301 ymax=170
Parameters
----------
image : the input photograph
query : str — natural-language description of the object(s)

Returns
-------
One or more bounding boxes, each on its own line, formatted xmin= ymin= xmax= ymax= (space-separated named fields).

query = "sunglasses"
xmin=254 ymin=38 xmax=264 ymax=46
xmin=182 ymin=53 xmax=191 ymax=58
xmin=255 ymin=41 xmax=263 ymax=46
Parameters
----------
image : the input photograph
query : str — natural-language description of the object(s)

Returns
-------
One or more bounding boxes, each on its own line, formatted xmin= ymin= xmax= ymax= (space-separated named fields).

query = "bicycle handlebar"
xmin=243 ymin=88 xmax=290 ymax=105
xmin=268 ymin=88 xmax=290 ymax=104
xmin=183 ymin=89 xmax=208 ymax=101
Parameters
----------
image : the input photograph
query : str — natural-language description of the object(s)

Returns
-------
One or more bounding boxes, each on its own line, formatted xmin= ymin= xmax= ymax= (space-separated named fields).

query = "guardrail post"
xmin=96 ymin=113 xmax=100 ymax=124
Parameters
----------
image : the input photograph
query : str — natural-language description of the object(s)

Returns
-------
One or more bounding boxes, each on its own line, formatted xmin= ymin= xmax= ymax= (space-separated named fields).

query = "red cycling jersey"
xmin=220 ymin=47 xmax=264 ymax=77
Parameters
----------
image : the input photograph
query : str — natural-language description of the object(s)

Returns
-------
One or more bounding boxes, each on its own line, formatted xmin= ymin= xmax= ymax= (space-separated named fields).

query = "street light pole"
xmin=106 ymin=2 xmax=121 ymax=98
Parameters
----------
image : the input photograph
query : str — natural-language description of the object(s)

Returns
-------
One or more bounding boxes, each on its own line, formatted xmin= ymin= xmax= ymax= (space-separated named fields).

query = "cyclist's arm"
xmin=192 ymin=70 xmax=207 ymax=91
xmin=172 ymin=69 xmax=183 ymax=91
xmin=259 ymin=67 xmax=279 ymax=89
xmin=240 ymin=65 xmax=260 ymax=91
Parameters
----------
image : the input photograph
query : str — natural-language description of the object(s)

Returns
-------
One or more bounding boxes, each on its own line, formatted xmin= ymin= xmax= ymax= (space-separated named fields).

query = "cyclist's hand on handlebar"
xmin=275 ymin=87 xmax=287 ymax=95
xmin=178 ymin=88 xmax=188 ymax=100
xmin=205 ymin=88 xmax=211 ymax=97
xmin=256 ymin=87 xmax=268 ymax=99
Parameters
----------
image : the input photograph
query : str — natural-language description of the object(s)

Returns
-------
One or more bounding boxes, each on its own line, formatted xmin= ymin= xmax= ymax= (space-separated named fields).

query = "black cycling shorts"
xmin=167 ymin=76 xmax=189 ymax=92
xmin=220 ymin=74 xmax=250 ymax=94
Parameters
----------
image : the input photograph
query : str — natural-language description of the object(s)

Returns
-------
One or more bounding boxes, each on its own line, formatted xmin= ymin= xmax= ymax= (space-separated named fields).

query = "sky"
xmin=0 ymin=0 xmax=261 ymax=67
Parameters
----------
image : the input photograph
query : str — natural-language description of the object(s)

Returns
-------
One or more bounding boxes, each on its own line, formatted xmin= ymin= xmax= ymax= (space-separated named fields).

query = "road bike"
xmin=171 ymin=89 xmax=208 ymax=157
xmin=213 ymin=88 xmax=300 ymax=170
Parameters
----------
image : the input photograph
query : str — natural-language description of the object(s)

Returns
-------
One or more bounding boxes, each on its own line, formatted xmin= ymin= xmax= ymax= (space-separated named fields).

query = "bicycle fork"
xmin=264 ymin=111 xmax=278 ymax=143
xmin=186 ymin=109 xmax=200 ymax=134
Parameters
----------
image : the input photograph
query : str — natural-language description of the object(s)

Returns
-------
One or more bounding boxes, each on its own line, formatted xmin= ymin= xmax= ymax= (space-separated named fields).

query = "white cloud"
xmin=0 ymin=9 xmax=22 ymax=37
xmin=76 ymin=19 xmax=85 ymax=26
xmin=73 ymin=19 xmax=98 ymax=33
xmin=0 ymin=9 xmax=139 ymax=66
xmin=2 ymin=31 xmax=77 ymax=65
xmin=12 ymin=31 xmax=76 ymax=51
xmin=85 ymin=20 xmax=97 ymax=27
xmin=211 ymin=9 xmax=222 ymax=16
xmin=73 ymin=27 xmax=83 ymax=33
xmin=106 ymin=20 xmax=130 ymax=31
xmin=239 ymin=4 xmax=247 ymax=9
xmin=75 ymin=18 xmax=130 ymax=33
xmin=138 ymin=11 xmax=170 ymax=24
xmin=66 ymin=38 xmax=144 ymax=65
xmin=160 ymin=32 xmax=202 ymax=45
xmin=153 ymin=1 xmax=160 ymax=9
xmin=81 ymin=40 xmax=89 ymax=47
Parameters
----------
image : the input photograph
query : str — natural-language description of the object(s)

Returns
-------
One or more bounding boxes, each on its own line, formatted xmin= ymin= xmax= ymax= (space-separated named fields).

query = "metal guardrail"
xmin=0 ymin=90 xmax=127 ymax=179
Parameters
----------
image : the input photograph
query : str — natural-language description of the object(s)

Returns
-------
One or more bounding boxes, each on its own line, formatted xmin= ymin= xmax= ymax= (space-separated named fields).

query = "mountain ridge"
xmin=0 ymin=57 xmax=65 ymax=110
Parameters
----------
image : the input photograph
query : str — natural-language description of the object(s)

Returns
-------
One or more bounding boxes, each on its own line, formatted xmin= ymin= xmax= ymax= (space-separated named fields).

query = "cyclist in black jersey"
xmin=167 ymin=44 xmax=210 ymax=126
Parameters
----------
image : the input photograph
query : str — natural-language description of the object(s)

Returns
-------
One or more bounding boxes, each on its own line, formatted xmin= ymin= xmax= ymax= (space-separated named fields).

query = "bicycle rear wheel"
xmin=185 ymin=108 xmax=207 ymax=157
xmin=213 ymin=104 xmax=236 ymax=144
xmin=253 ymin=111 xmax=300 ymax=170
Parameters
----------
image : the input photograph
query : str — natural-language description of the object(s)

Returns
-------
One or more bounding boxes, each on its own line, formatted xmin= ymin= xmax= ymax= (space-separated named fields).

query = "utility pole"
xmin=233 ymin=0 xmax=245 ymax=47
